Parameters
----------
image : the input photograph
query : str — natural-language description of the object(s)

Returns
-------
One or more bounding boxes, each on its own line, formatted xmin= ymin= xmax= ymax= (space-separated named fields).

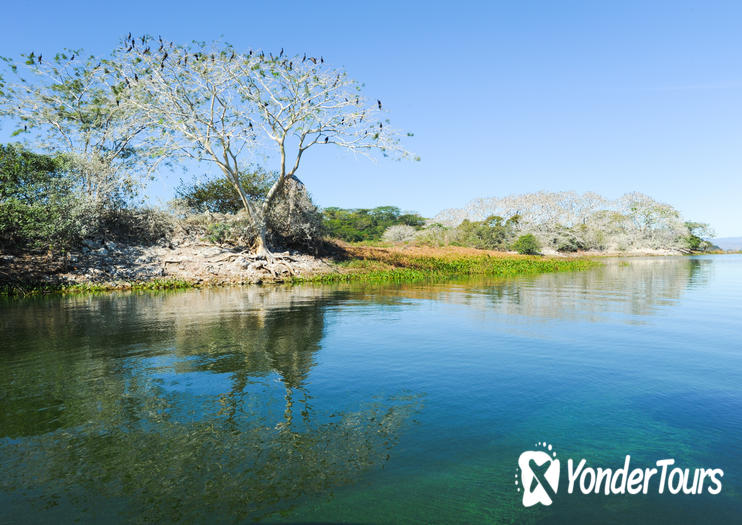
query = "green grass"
xmin=295 ymin=253 xmax=600 ymax=284
xmin=0 ymin=278 xmax=196 ymax=298
xmin=2 ymin=252 xmax=599 ymax=298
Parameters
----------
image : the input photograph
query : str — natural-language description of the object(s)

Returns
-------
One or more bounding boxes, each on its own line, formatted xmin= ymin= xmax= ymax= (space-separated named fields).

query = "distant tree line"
xmin=321 ymin=206 xmax=426 ymax=242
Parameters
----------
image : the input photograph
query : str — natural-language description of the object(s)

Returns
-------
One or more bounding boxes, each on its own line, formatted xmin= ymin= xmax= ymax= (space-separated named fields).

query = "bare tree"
xmin=0 ymin=50 xmax=149 ymax=204
xmin=111 ymin=36 xmax=413 ymax=255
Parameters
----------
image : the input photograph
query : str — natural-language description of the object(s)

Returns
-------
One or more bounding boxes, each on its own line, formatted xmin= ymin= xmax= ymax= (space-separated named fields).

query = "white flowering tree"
xmin=432 ymin=191 xmax=702 ymax=252
xmin=0 ymin=50 xmax=150 ymax=204
xmin=109 ymin=36 xmax=413 ymax=255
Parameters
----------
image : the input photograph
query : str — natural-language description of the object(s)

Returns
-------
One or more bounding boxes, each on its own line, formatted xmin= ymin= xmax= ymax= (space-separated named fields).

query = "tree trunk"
xmin=254 ymin=221 xmax=269 ymax=257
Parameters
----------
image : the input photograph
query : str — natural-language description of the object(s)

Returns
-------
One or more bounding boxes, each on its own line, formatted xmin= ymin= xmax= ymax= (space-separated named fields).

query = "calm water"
xmin=1 ymin=256 xmax=741 ymax=524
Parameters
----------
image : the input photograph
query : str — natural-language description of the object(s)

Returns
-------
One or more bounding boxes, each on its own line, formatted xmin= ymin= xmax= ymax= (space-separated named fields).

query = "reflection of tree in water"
xmin=0 ymin=287 xmax=422 ymax=522
xmin=346 ymin=257 xmax=712 ymax=322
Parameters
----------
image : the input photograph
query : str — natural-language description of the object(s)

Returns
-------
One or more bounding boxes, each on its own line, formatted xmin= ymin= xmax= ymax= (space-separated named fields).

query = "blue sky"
xmin=2 ymin=1 xmax=741 ymax=235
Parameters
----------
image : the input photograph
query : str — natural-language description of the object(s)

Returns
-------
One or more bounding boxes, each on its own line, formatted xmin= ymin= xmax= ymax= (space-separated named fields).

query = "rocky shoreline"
xmin=0 ymin=238 xmax=336 ymax=292
xmin=0 ymin=239 xmax=690 ymax=296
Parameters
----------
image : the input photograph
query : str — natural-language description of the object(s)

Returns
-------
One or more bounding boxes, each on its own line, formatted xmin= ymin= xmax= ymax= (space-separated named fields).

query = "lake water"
xmin=1 ymin=256 xmax=741 ymax=524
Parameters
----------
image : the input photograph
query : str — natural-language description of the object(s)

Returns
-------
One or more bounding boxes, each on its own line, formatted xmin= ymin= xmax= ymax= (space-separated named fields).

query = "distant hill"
xmin=711 ymin=237 xmax=742 ymax=251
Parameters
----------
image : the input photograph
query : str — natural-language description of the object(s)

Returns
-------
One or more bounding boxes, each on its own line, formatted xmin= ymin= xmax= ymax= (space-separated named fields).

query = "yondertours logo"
xmin=516 ymin=442 xmax=560 ymax=506
xmin=515 ymin=442 xmax=724 ymax=507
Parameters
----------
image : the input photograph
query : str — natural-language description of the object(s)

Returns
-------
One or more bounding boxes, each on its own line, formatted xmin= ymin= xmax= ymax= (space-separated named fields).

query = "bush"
xmin=96 ymin=207 xmax=175 ymax=245
xmin=322 ymin=206 xmax=426 ymax=242
xmin=453 ymin=215 xmax=518 ymax=250
xmin=0 ymin=144 xmax=90 ymax=252
xmin=175 ymin=167 xmax=276 ymax=214
xmin=512 ymin=234 xmax=541 ymax=255
xmin=414 ymin=224 xmax=454 ymax=246
xmin=206 ymin=222 xmax=232 ymax=244
xmin=382 ymin=225 xmax=417 ymax=243
xmin=550 ymin=228 xmax=586 ymax=252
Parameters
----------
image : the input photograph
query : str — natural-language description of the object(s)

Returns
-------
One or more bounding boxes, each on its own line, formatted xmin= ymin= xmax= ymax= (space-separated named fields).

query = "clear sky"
xmin=2 ymin=1 xmax=741 ymax=236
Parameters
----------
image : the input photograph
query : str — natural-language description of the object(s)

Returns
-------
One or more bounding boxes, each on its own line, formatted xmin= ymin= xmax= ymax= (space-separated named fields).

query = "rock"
xmin=83 ymin=239 xmax=102 ymax=250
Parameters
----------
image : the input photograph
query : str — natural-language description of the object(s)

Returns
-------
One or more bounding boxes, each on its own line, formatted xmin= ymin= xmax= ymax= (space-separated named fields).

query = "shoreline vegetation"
xmin=0 ymin=39 xmax=724 ymax=298
xmin=1 ymin=244 xmax=600 ymax=297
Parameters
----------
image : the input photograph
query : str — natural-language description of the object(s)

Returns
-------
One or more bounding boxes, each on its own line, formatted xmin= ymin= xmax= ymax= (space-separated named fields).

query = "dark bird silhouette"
xmin=356 ymin=96 xmax=359 ymax=104
xmin=38 ymin=54 xmax=42 ymax=64
xmin=144 ymin=47 xmax=150 ymax=54
xmin=289 ymin=61 xmax=293 ymax=70
xmin=116 ymin=99 xmax=120 ymax=106
xmin=377 ymin=99 xmax=382 ymax=109
xmin=324 ymin=136 xmax=329 ymax=143
xmin=23 ymin=125 xmax=27 ymax=132
xmin=302 ymin=53 xmax=306 ymax=62
xmin=162 ymin=51 xmax=168 ymax=61
xmin=379 ymin=122 xmax=383 ymax=129
xmin=127 ymin=32 xmax=132 ymax=41
xmin=70 ymin=54 xmax=75 ymax=61
xmin=134 ymin=73 xmax=138 ymax=81
xmin=125 ymin=78 xmax=130 ymax=87
xmin=279 ymin=48 xmax=284 ymax=57
xmin=248 ymin=122 xmax=253 ymax=129
xmin=127 ymin=45 xmax=133 ymax=52
xmin=320 ymin=56 xmax=324 ymax=64
xmin=309 ymin=57 xmax=317 ymax=64
xmin=230 ymin=51 xmax=235 ymax=61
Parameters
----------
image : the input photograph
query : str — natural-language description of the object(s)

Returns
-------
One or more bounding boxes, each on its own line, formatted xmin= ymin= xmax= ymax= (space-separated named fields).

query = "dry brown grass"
xmin=338 ymin=243 xmax=530 ymax=260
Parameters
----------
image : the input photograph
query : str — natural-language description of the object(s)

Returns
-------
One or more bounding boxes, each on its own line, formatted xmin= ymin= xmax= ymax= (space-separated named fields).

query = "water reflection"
xmin=0 ymin=256 xmax=723 ymax=523
xmin=0 ymin=287 xmax=423 ymax=522
xmin=333 ymin=257 xmax=713 ymax=323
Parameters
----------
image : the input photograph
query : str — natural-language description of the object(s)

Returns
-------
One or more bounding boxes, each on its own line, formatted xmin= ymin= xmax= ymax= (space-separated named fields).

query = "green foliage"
xmin=297 ymin=252 xmax=598 ymax=284
xmin=684 ymin=221 xmax=714 ymax=252
xmin=0 ymin=144 xmax=86 ymax=251
xmin=452 ymin=215 xmax=518 ymax=250
xmin=206 ymin=223 xmax=232 ymax=244
xmin=322 ymin=206 xmax=426 ymax=242
xmin=512 ymin=234 xmax=542 ymax=255
xmin=175 ymin=168 xmax=276 ymax=214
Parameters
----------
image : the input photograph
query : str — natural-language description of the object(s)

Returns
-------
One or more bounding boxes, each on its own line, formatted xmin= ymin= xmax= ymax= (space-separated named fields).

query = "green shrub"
xmin=512 ymin=234 xmax=541 ymax=255
xmin=206 ymin=222 xmax=232 ymax=244
xmin=322 ymin=206 xmax=426 ymax=242
xmin=453 ymin=215 xmax=518 ymax=250
xmin=0 ymin=144 xmax=89 ymax=252
xmin=175 ymin=167 xmax=276 ymax=214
